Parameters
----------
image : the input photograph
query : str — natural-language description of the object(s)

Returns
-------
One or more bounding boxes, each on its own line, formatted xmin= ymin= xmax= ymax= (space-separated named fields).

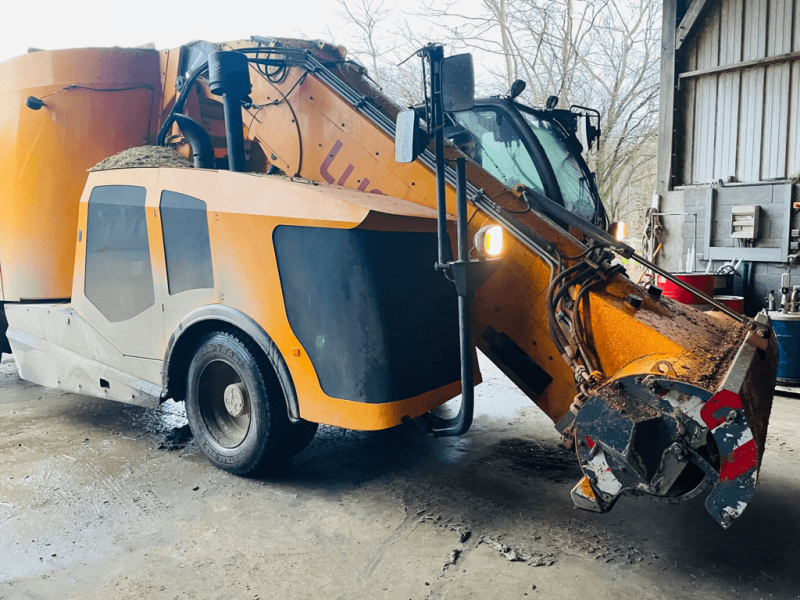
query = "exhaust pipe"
xmin=208 ymin=51 xmax=251 ymax=173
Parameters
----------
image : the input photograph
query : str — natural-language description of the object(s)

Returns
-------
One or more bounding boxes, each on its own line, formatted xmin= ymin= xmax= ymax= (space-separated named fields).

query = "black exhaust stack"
xmin=208 ymin=51 xmax=251 ymax=172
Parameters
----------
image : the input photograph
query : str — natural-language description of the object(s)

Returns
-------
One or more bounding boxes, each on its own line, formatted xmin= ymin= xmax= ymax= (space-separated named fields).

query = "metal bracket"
xmin=521 ymin=189 xmax=635 ymax=258
xmin=437 ymin=258 xmax=501 ymax=297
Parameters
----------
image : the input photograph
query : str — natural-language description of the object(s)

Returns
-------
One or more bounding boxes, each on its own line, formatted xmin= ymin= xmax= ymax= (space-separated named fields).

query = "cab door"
xmin=150 ymin=181 xmax=217 ymax=346
xmin=72 ymin=169 xmax=166 ymax=382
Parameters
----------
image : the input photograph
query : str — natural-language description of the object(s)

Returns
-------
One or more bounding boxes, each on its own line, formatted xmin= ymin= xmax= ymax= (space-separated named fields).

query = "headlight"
xmin=609 ymin=221 xmax=628 ymax=241
xmin=474 ymin=225 xmax=504 ymax=257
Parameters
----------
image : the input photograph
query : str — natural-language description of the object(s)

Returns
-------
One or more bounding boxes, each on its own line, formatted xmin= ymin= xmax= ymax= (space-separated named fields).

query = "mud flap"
xmin=0 ymin=303 xmax=11 ymax=355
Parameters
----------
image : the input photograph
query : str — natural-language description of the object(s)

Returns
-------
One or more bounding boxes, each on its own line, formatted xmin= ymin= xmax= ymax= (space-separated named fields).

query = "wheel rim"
xmin=197 ymin=359 xmax=252 ymax=448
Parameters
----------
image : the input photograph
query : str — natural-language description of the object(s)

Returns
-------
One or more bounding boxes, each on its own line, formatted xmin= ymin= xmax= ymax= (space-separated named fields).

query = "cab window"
xmin=521 ymin=112 xmax=597 ymax=222
xmin=450 ymin=109 xmax=546 ymax=194
xmin=160 ymin=191 xmax=214 ymax=295
xmin=84 ymin=185 xmax=154 ymax=322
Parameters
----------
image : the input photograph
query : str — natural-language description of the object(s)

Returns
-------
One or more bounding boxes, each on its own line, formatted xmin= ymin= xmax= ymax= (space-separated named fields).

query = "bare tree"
xmin=329 ymin=0 xmax=661 ymax=229
xmin=581 ymin=0 xmax=661 ymax=228
xmin=334 ymin=0 xmax=396 ymax=87
xmin=414 ymin=0 xmax=605 ymax=103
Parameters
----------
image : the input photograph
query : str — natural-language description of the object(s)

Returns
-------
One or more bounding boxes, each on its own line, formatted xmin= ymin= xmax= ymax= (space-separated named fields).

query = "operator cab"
xmin=397 ymin=51 xmax=610 ymax=234
xmin=441 ymin=98 xmax=607 ymax=229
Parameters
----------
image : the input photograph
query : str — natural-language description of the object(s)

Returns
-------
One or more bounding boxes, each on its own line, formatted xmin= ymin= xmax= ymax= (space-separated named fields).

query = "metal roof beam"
xmin=678 ymin=49 xmax=800 ymax=81
xmin=675 ymin=0 xmax=712 ymax=52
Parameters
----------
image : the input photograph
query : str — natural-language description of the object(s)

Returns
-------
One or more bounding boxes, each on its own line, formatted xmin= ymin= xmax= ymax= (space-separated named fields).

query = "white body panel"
xmin=5 ymin=303 xmax=161 ymax=407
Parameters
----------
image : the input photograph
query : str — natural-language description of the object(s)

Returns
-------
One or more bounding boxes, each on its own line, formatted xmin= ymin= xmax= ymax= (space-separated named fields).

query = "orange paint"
xmin=0 ymin=47 xmax=162 ymax=302
xmin=71 ymin=168 xmax=459 ymax=430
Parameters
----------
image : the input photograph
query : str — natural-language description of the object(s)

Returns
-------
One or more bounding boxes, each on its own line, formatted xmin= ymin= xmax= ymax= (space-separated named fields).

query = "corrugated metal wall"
xmin=676 ymin=0 xmax=800 ymax=185
xmin=657 ymin=0 xmax=800 ymax=310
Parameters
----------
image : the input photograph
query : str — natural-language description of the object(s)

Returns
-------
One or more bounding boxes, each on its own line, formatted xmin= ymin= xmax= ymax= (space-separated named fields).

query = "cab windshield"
xmin=448 ymin=104 xmax=598 ymax=223
xmin=450 ymin=108 xmax=546 ymax=195
xmin=518 ymin=108 xmax=597 ymax=222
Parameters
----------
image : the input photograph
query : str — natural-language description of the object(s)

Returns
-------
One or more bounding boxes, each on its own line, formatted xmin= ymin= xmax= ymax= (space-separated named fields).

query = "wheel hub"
xmin=223 ymin=382 xmax=247 ymax=417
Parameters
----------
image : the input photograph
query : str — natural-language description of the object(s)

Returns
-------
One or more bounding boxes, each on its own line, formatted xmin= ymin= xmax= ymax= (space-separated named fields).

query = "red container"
xmin=657 ymin=273 xmax=715 ymax=305
xmin=714 ymin=295 xmax=745 ymax=313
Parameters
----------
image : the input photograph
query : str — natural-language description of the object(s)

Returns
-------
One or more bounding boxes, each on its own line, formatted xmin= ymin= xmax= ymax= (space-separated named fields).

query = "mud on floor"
xmin=1 ymin=354 xmax=800 ymax=599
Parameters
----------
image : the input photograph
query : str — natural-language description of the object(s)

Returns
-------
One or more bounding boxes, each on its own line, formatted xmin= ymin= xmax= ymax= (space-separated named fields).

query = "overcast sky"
xmin=0 ymin=0 xmax=340 ymax=63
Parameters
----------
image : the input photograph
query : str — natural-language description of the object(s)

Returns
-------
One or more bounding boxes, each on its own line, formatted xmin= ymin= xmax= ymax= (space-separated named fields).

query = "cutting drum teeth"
xmin=569 ymin=319 xmax=777 ymax=529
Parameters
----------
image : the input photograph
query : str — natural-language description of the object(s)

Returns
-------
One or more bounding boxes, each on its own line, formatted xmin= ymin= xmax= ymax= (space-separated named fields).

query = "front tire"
xmin=185 ymin=330 xmax=313 ymax=475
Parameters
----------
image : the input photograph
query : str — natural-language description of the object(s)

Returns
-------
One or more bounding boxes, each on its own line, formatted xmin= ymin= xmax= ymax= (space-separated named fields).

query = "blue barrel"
xmin=769 ymin=311 xmax=800 ymax=384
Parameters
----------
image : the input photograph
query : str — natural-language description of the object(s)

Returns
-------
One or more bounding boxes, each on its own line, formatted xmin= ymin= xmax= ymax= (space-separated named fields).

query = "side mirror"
xmin=578 ymin=115 xmax=589 ymax=152
xmin=441 ymin=53 xmax=475 ymax=113
xmin=586 ymin=121 xmax=601 ymax=150
xmin=395 ymin=109 xmax=430 ymax=163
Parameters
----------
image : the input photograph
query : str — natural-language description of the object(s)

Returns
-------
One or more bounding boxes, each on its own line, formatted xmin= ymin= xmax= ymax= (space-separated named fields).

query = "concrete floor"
xmin=1 ymin=353 xmax=799 ymax=600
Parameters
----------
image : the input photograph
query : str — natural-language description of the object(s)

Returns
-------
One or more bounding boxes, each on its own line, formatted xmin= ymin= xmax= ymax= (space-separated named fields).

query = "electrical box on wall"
xmin=704 ymin=184 xmax=790 ymax=262
xmin=731 ymin=205 xmax=760 ymax=239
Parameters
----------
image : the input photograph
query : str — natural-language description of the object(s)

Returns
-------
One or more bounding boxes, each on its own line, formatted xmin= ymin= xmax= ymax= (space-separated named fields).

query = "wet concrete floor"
xmin=1 ymin=353 xmax=799 ymax=599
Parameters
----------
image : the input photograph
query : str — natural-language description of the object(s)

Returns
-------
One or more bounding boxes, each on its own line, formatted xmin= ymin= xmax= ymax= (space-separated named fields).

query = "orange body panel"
xmin=0 ymin=48 xmax=162 ymax=301
xmin=71 ymin=168 xmax=458 ymax=430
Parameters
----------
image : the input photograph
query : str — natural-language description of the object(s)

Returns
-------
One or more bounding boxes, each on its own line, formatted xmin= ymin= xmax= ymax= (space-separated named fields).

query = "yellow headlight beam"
xmin=474 ymin=224 xmax=504 ymax=257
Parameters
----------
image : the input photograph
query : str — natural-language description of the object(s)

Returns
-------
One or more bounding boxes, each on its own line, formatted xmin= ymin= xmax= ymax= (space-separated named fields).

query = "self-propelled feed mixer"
xmin=0 ymin=37 xmax=777 ymax=528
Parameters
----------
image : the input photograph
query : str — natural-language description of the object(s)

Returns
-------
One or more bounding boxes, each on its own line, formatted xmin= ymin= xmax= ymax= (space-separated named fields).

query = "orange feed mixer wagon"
xmin=0 ymin=37 xmax=778 ymax=528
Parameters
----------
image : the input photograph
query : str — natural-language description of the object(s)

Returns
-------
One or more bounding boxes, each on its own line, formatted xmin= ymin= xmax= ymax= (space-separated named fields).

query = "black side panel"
xmin=160 ymin=191 xmax=214 ymax=295
xmin=273 ymin=226 xmax=461 ymax=404
xmin=84 ymin=185 xmax=154 ymax=323
xmin=482 ymin=326 xmax=552 ymax=394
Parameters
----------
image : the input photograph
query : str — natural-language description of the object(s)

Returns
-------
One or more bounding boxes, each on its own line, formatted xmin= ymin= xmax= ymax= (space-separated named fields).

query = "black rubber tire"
xmin=185 ymin=330 xmax=309 ymax=475
xmin=252 ymin=328 xmax=318 ymax=459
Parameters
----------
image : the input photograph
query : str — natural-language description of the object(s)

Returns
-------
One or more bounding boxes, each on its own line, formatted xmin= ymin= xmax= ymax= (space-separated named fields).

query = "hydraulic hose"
xmin=172 ymin=114 xmax=215 ymax=168
xmin=546 ymin=262 xmax=590 ymax=354
xmin=571 ymin=276 xmax=603 ymax=373
xmin=157 ymin=63 xmax=209 ymax=147
xmin=551 ymin=267 xmax=597 ymax=362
